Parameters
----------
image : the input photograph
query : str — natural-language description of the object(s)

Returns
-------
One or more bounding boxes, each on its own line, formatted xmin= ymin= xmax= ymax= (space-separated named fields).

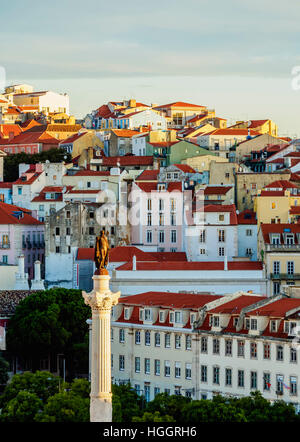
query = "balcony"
xmin=0 ymin=242 xmax=10 ymax=249
xmin=271 ymin=273 xmax=300 ymax=280
xmin=266 ymin=243 xmax=300 ymax=252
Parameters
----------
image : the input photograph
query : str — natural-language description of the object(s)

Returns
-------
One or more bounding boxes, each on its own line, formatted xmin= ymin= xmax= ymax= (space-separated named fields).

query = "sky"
xmin=1 ymin=0 xmax=300 ymax=136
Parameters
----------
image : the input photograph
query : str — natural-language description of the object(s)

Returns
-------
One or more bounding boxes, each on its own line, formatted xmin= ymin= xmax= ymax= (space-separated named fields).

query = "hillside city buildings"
xmin=1 ymin=84 xmax=300 ymax=408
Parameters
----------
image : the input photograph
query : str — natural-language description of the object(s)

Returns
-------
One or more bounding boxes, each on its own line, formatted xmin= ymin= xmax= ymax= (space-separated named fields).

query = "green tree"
xmin=132 ymin=411 xmax=175 ymax=422
xmin=146 ymin=393 xmax=191 ymax=422
xmin=6 ymin=288 xmax=90 ymax=378
xmin=0 ymin=355 xmax=9 ymax=385
xmin=35 ymin=392 xmax=89 ymax=422
xmin=112 ymin=383 xmax=145 ymax=422
xmin=69 ymin=378 xmax=90 ymax=399
xmin=3 ymin=148 xmax=71 ymax=182
xmin=0 ymin=371 xmax=60 ymax=408
xmin=0 ymin=391 xmax=43 ymax=422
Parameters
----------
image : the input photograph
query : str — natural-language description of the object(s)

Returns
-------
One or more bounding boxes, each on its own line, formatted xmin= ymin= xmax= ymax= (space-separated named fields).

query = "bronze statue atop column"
xmin=94 ymin=229 xmax=110 ymax=274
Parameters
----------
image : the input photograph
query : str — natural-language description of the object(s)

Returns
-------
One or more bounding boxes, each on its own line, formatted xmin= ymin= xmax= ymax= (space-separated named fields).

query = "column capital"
xmin=82 ymin=289 xmax=121 ymax=311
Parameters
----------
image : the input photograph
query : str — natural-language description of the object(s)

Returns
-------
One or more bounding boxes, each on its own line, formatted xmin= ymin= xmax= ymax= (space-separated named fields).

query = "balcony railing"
xmin=266 ymin=244 xmax=300 ymax=252
xmin=0 ymin=242 xmax=10 ymax=249
xmin=271 ymin=273 xmax=300 ymax=280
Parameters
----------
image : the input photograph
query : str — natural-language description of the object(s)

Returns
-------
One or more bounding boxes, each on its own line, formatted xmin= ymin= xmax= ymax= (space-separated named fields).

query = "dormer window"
xmin=270 ymin=320 xmax=277 ymax=332
xmin=250 ymin=318 xmax=257 ymax=330
xmin=285 ymin=233 xmax=294 ymax=245
xmin=169 ymin=312 xmax=174 ymax=323
xmin=212 ymin=316 xmax=219 ymax=327
xmin=124 ymin=308 xmax=130 ymax=320
xmin=159 ymin=311 xmax=165 ymax=322
xmin=190 ymin=313 xmax=196 ymax=325
xmin=157 ymin=183 xmax=166 ymax=191
xmin=284 ymin=321 xmax=297 ymax=335
xmin=144 ymin=308 xmax=151 ymax=321
xmin=233 ymin=317 xmax=239 ymax=327
xmin=174 ymin=311 xmax=182 ymax=324
xmin=139 ymin=309 xmax=143 ymax=321
xmin=245 ymin=318 xmax=250 ymax=330
xmin=271 ymin=234 xmax=280 ymax=245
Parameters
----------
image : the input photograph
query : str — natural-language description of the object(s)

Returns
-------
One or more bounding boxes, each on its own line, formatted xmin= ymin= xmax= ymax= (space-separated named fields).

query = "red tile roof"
xmin=136 ymin=169 xmax=160 ymax=181
xmin=208 ymin=295 xmax=264 ymax=314
xmin=173 ymin=164 xmax=196 ymax=173
xmin=289 ymin=206 xmax=300 ymax=214
xmin=203 ymin=129 xmax=261 ymax=136
xmin=264 ymin=180 xmax=298 ymax=190
xmin=148 ymin=141 xmax=178 ymax=148
xmin=195 ymin=204 xmax=238 ymax=225
xmin=246 ymin=298 xmax=300 ymax=318
xmin=0 ymin=202 xmax=43 ymax=225
xmin=0 ymin=182 xmax=13 ymax=189
xmin=0 ymin=124 xmax=23 ymax=138
xmin=116 ymin=261 xmax=263 ymax=271
xmin=260 ymin=223 xmax=300 ymax=244
xmin=72 ymin=170 xmax=110 ymax=177
xmin=14 ymin=171 xmax=43 ymax=185
xmin=237 ymin=209 xmax=257 ymax=225
xmin=154 ymin=102 xmax=206 ymax=109
xmin=111 ymin=129 xmax=141 ymax=137
xmin=204 ymin=186 xmax=232 ymax=195
xmin=136 ymin=182 xmax=182 ymax=193
xmin=59 ymin=132 xmax=87 ymax=144
xmin=187 ymin=113 xmax=208 ymax=123
xmin=101 ymin=155 xmax=153 ymax=167
xmin=119 ymin=292 xmax=221 ymax=309
xmin=248 ymin=119 xmax=269 ymax=128
xmin=0 ymin=131 xmax=59 ymax=146
xmin=284 ymin=152 xmax=300 ymax=158
xmin=96 ymin=105 xmax=115 ymax=118
xmin=259 ymin=190 xmax=285 ymax=197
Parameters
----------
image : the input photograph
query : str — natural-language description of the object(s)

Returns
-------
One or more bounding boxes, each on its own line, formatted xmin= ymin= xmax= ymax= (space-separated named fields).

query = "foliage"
xmin=145 ymin=393 xmax=191 ymax=422
xmin=3 ymin=148 xmax=72 ymax=182
xmin=0 ymin=355 xmax=9 ymax=385
xmin=68 ymin=378 xmax=90 ymax=399
xmin=6 ymin=288 xmax=90 ymax=377
xmin=112 ymin=383 xmax=145 ymax=422
xmin=34 ymin=391 xmax=89 ymax=422
xmin=0 ymin=371 xmax=60 ymax=407
xmin=132 ymin=411 xmax=175 ymax=422
xmin=0 ymin=391 xmax=43 ymax=422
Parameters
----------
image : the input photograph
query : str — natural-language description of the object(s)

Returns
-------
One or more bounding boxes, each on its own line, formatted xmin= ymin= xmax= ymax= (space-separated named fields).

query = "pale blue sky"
xmin=1 ymin=0 xmax=300 ymax=136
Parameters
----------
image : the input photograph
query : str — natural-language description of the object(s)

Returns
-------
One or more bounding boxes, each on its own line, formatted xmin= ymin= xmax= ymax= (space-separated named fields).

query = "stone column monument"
xmin=82 ymin=229 xmax=120 ymax=422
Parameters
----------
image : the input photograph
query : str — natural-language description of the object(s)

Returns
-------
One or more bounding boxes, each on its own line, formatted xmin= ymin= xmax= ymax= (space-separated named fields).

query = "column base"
xmin=90 ymin=397 xmax=112 ymax=422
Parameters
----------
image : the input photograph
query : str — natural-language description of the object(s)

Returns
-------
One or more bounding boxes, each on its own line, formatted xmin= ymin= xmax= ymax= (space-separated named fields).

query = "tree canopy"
xmin=3 ymin=148 xmax=72 ymax=182
xmin=6 ymin=288 xmax=90 ymax=377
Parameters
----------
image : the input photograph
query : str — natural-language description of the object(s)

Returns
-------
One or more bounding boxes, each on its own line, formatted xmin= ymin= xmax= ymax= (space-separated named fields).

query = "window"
xmin=218 ymin=247 xmax=225 ymax=256
xmin=276 ymin=345 xmax=284 ymax=361
xmin=237 ymin=340 xmax=245 ymax=357
xmin=154 ymin=387 xmax=160 ymax=396
xmin=146 ymin=230 xmax=152 ymax=243
xmin=270 ymin=320 xmax=277 ymax=332
xmin=165 ymin=333 xmax=171 ymax=348
xmin=135 ymin=331 xmax=141 ymax=345
xmin=250 ymin=318 xmax=257 ymax=330
xmin=55 ymin=246 xmax=60 ymax=254
xmin=175 ymin=311 xmax=182 ymax=323
xmin=135 ymin=385 xmax=141 ymax=395
xmin=66 ymin=227 xmax=71 ymax=236
xmin=170 ymin=213 xmax=176 ymax=226
xmin=159 ymin=199 xmax=164 ymax=211
xmin=225 ymin=340 xmax=232 ymax=356
xmin=263 ymin=343 xmax=271 ymax=359
xmin=159 ymin=311 xmax=164 ymax=322
xmin=246 ymin=229 xmax=252 ymax=236
xmin=213 ymin=366 xmax=220 ymax=385
xmin=147 ymin=198 xmax=152 ymax=211
xmin=225 ymin=368 xmax=232 ymax=386
xmin=55 ymin=227 xmax=60 ymax=236
xmin=145 ymin=331 xmax=151 ymax=346
xmin=66 ymin=211 xmax=71 ymax=219
xmin=199 ymin=230 xmax=206 ymax=243
xmin=124 ymin=308 xmax=130 ymax=320
xmin=212 ymin=316 xmax=220 ymax=327
xmin=175 ymin=335 xmax=181 ymax=349
xmin=159 ymin=213 xmax=164 ymax=226
xmin=219 ymin=214 xmax=224 ymax=221
xmin=169 ymin=312 xmax=174 ymax=323
xmin=164 ymin=361 xmax=170 ymax=377
xmin=144 ymin=385 xmax=150 ymax=402
xmin=171 ymin=230 xmax=177 ymax=243
xmin=273 ymin=261 xmax=280 ymax=275
xmin=144 ymin=358 xmax=150 ymax=374
xmin=186 ymin=335 xmax=192 ymax=350
xmin=159 ymin=230 xmax=165 ymax=243
xmin=119 ymin=355 xmax=125 ymax=371
xmin=139 ymin=309 xmax=143 ymax=321
xmin=185 ymin=363 xmax=192 ymax=380
xmin=245 ymin=318 xmax=250 ymax=329
xmin=276 ymin=375 xmax=283 ymax=394
xmin=155 ymin=332 xmax=161 ymax=347
xmin=251 ymin=371 xmax=257 ymax=389
xmin=290 ymin=377 xmax=298 ymax=396
xmin=144 ymin=309 xmax=151 ymax=320
xmin=119 ymin=329 xmax=125 ymax=343
xmin=218 ymin=229 xmax=225 ymax=242
xmin=213 ymin=338 xmax=220 ymax=355
xmin=273 ymin=281 xmax=280 ymax=295
xmin=147 ymin=213 xmax=152 ymax=226
xmin=238 ymin=370 xmax=244 ymax=387
xmin=263 ymin=373 xmax=271 ymax=391
xmin=155 ymin=359 xmax=160 ymax=376
xmin=175 ymin=362 xmax=181 ymax=378
xmin=250 ymin=342 xmax=257 ymax=359
xmin=199 ymin=248 xmax=206 ymax=255
xmin=287 ymin=261 xmax=294 ymax=275
xmin=290 ymin=347 xmax=297 ymax=363
xmin=201 ymin=365 xmax=207 ymax=383
xmin=201 ymin=337 xmax=208 ymax=353
xmin=135 ymin=357 xmax=140 ymax=373
xmin=89 ymin=227 xmax=94 ymax=235
xmin=2 ymin=255 xmax=8 ymax=264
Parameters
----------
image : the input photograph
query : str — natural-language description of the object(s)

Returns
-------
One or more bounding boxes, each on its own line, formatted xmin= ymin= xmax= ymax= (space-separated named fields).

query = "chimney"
xmin=224 ymin=256 xmax=228 ymax=271
xmin=129 ymin=99 xmax=136 ymax=108
xmin=31 ymin=260 xmax=45 ymax=290
xmin=132 ymin=255 xmax=137 ymax=271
